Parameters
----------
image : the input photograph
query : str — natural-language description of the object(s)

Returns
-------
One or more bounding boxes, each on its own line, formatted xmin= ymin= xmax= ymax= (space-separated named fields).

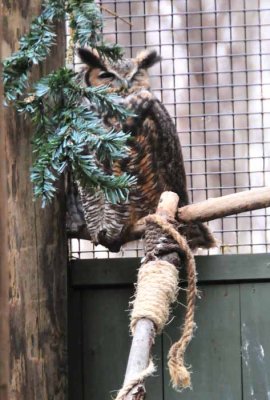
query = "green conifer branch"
xmin=3 ymin=0 xmax=136 ymax=207
xmin=67 ymin=0 xmax=123 ymax=60
xmin=3 ymin=0 xmax=65 ymax=102
xmin=18 ymin=68 xmax=135 ymax=206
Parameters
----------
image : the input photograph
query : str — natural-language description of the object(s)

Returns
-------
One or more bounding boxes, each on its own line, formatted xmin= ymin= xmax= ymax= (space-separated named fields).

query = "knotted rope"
xmin=130 ymin=259 xmax=179 ymax=334
xmin=115 ymin=214 xmax=197 ymax=399
xmin=144 ymin=215 xmax=198 ymax=390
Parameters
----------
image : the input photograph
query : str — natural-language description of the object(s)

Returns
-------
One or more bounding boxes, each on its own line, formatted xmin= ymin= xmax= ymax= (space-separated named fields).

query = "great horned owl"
xmin=73 ymin=48 xmax=215 ymax=252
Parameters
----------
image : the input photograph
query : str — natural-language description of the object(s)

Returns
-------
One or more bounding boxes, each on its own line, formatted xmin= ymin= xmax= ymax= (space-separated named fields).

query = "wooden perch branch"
xmin=178 ymin=187 xmax=270 ymax=223
xmin=120 ymin=319 xmax=156 ymax=400
xmin=116 ymin=192 xmax=180 ymax=400
xmin=68 ymin=187 xmax=270 ymax=249
xmin=131 ymin=187 xmax=270 ymax=239
xmin=115 ymin=187 xmax=270 ymax=398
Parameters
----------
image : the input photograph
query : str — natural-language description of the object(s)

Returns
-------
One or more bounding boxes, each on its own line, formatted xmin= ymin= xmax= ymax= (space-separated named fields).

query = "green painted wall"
xmin=68 ymin=254 xmax=270 ymax=399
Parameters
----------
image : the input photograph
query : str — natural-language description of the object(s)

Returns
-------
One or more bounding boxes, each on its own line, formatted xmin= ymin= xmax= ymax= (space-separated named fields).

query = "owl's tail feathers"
xmin=180 ymin=222 xmax=216 ymax=250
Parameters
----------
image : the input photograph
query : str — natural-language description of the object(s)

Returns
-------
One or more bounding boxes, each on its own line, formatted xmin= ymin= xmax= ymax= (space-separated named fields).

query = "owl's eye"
xmin=131 ymin=70 xmax=144 ymax=80
xmin=98 ymin=71 xmax=115 ymax=80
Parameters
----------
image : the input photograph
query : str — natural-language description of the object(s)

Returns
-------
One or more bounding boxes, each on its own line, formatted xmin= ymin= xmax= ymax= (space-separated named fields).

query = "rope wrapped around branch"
xmin=145 ymin=214 xmax=198 ymax=390
xmin=115 ymin=214 xmax=198 ymax=399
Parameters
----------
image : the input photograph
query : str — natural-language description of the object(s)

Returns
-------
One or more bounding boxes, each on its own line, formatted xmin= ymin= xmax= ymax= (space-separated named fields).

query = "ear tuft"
xmin=136 ymin=50 xmax=162 ymax=69
xmin=77 ymin=48 xmax=105 ymax=69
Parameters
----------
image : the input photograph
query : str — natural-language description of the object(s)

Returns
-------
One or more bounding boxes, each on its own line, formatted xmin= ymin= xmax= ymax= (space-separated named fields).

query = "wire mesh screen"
xmin=70 ymin=0 xmax=270 ymax=259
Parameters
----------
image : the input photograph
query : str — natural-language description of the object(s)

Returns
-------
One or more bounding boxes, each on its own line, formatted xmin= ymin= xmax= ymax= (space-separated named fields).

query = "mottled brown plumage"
xmin=75 ymin=48 xmax=215 ymax=252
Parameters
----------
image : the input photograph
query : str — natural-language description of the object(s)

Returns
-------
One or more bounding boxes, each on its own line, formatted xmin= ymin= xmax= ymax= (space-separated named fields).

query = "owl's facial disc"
xmin=78 ymin=47 xmax=159 ymax=93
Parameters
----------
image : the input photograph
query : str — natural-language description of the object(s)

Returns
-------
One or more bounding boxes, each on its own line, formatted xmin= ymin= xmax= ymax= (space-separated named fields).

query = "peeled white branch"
xmin=177 ymin=187 xmax=270 ymax=223
xmin=130 ymin=187 xmax=270 ymax=239
xmin=69 ymin=187 xmax=270 ymax=242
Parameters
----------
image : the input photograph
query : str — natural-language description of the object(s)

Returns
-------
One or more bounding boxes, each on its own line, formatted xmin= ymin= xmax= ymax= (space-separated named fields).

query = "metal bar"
xmin=102 ymin=29 xmax=270 ymax=39
xmin=99 ymin=2 xmax=267 ymax=15
xmin=177 ymin=127 xmax=269 ymax=133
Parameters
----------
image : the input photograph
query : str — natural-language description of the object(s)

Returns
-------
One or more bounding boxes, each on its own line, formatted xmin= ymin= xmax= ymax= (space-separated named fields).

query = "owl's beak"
xmin=121 ymin=79 xmax=129 ymax=90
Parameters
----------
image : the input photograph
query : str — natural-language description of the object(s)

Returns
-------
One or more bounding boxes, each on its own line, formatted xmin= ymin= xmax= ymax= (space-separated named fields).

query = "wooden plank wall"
xmin=0 ymin=2 xmax=67 ymax=399
xmin=68 ymin=255 xmax=270 ymax=400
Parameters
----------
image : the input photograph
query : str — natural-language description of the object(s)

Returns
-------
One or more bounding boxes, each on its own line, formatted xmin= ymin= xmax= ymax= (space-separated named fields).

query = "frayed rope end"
xmin=168 ymin=358 xmax=192 ymax=391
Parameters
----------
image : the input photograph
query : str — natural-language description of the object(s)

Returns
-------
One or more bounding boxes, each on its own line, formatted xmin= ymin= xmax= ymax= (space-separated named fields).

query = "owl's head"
xmin=78 ymin=48 xmax=161 ymax=93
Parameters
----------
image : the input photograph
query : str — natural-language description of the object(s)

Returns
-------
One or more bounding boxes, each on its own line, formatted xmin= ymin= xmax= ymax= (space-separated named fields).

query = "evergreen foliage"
xmin=3 ymin=0 xmax=135 ymax=206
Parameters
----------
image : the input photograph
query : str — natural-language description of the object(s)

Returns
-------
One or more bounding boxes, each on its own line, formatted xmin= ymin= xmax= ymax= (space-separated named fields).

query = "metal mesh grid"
xmin=69 ymin=0 xmax=270 ymax=259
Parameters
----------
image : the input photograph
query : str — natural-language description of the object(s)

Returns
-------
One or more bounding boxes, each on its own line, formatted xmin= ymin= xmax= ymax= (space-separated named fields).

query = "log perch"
xmin=121 ymin=319 xmax=155 ymax=399
xmin=69 ymin=187 xmax=270 ymax=243
xmin=115 ymin=187 xmax=270 ymax=399
xmin=178 ymin=187 xmax=270 ymax=223
xmin=117 ymin=192 xmax=180 ymax=400
xmin=130 ymin=187 xmax=270 ymax=239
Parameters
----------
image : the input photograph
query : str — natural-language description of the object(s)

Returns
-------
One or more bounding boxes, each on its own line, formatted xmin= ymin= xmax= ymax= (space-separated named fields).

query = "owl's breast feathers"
xmin=79 ymin=90 xmax=215 ymax=251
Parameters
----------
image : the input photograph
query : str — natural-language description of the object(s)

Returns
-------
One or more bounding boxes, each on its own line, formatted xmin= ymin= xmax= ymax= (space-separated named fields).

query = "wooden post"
xmin=0 ymin=2 xmax=67 ymax=399
xmin=0 ymin=36 xmax=9 ymax=399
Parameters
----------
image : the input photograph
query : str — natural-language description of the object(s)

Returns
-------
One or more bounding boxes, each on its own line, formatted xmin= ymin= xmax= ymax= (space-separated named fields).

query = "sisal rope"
xmin=145 ymin=214 xmax=197 ymax=390
xmin=115 ymin=215 xmax=197 ymax=398
xmin=130 ymin=259 xmax=179 ymax=334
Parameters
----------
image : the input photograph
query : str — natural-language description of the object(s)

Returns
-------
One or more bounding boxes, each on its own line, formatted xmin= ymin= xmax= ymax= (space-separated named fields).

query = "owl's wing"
xmin=124 ymin=92 xmax=190 ymax=207
xmin=122 ymin=92 xmax=216 ymax=249
xmin=146 ymin=97 xmax=189 ymax=205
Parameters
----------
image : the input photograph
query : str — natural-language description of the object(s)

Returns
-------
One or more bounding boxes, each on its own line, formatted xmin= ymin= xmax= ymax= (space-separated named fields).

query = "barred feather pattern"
xmin=77 ymin=189 xmax=105 ymax=244
xmin=76 ymin=50 xmax=216 ymax=252
xmin=78 ymin=90 xmax=215 ymax=251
